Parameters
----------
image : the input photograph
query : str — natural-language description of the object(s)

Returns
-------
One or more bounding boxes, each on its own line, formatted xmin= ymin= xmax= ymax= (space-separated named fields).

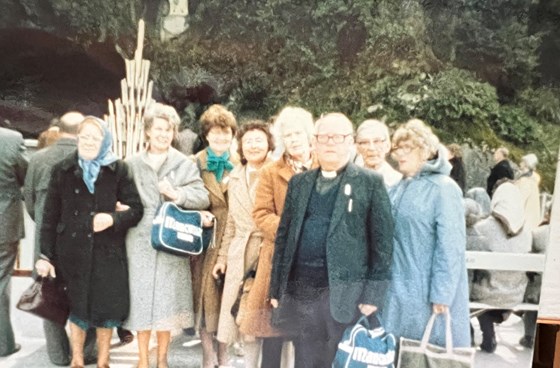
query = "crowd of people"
xmin=0 ymin=103 xmax=549 ymax=367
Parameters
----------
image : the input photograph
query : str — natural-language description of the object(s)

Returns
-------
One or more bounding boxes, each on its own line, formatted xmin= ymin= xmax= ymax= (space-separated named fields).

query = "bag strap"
xmin=209 ymin=218 xmax=217 ymax=248
xmin=420 ymin=311 xmax=453 ymax=354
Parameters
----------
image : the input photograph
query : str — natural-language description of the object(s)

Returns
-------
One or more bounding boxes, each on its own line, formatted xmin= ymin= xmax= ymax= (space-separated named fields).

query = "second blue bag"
xmin=333 ymin=315 xmax=396 ymax=368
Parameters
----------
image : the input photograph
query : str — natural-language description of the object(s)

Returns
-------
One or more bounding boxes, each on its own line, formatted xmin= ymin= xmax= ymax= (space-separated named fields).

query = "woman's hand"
xmin=93 ymin=213 xmax=114 ymax=232
xmin=115 ymin=201 xmax=130 ymax=212
xmin=200 ymin=210 xmax=215 ymax=227
xmin=358 ymin=304 xmax=378 ymax=316
xmin=35 ymin=259 xmax=56 ymax=278
xmin=212 ymin=263 xmax=226 ymax=279
xmin=432 ymin=303 xmax=449 ymax=314
xmin=158 ymin=177 xmax=179 ymax=202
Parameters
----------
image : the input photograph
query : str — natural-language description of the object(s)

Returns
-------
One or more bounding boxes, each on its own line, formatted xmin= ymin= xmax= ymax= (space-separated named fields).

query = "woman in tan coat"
xmin=193 ymin=104 xmax=238 ymax=368
xmin=241 ymin=107 xmax=316 ymax=367
xmin=212 ymin=121 xmax=274 ymax=367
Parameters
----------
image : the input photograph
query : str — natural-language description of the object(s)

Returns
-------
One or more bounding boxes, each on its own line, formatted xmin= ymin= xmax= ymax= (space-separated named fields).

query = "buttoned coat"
xmin=0 ymin=127 xmax=28 ymax=244
xmin=40 ymin=153 xmax=143 ymax=325
xmin=382 ymin=147 xmax=471 ymax=348
xmin=191 ymin=149 xmax=237 ymax=332
xmin=270 ymin=162 xmax=394 ymax=326
xmin=24 ymin=138 xmax=77 ymax=262
xmin=216 ymin=163 xmax=264 ymax=343
xmin=124 ymin=148 xmax=209 ymax=331
xmin=240 ymin=156 xmax=295 ymax=337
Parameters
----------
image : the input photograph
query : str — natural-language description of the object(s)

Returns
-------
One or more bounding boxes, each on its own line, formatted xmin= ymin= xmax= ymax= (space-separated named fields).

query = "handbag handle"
xmin=356 ymin=313 xmax=385 ymax=331
xmin=420 ymin=310 xmax=453 ymax=354
xmin=207 ymin=217 xmax=217 ymax=248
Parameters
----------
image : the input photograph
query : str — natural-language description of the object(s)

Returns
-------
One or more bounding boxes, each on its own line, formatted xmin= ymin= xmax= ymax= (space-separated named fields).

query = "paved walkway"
xmin=1 ymin=277 xmax=535 ymax=367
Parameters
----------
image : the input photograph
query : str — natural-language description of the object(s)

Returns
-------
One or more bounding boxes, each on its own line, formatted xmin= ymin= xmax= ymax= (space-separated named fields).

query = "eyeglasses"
xmin=315 ymin=134 xmax=352 ymax=144
xmin=357 ymin=138 xmax=386 ymax=148
xmin=78 ymin=134 xmax=103 ymax=143
xmin=391 ymin=144 xmax=418 ymax=156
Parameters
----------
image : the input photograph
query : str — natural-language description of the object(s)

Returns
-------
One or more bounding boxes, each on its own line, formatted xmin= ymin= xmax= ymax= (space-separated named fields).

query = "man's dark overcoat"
xmin=486 ymin=159 xmax=514 ymax=196
xmin=40 ymin=153 xmax=143 ymax=325
xmin=269 ymin=162 xmax=394 ymax=325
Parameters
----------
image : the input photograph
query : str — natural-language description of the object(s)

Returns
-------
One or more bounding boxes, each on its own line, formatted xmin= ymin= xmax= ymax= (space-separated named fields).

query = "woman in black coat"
xmin=36 ymin=116 xmax=143 ymax=368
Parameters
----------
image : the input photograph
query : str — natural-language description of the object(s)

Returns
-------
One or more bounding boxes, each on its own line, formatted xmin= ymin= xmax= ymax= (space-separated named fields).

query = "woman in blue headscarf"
xmin=36 ymin=116 xmax=143 ymax=368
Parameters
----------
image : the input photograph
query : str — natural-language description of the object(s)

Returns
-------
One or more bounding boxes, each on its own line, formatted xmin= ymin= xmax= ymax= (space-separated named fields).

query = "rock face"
xmin=0 ymin=1 xmax=191 ymax=137
xmin=463 ymin=145 xmax=494 ymax=191
xmin=0 ymin=1 xmax=133 ymax=136
xmin=0 ymin=28 xmax=121 ymax=137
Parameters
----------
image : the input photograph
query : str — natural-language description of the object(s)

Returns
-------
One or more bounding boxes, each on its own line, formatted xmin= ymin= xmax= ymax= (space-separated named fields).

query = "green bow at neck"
xmin=206 ymin=147 xmax=234 ymax=183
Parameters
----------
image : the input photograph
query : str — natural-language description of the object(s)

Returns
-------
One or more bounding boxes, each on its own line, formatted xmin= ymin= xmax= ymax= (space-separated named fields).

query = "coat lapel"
xmin=197 ymin=150 xmax=228 ymax=206
xmin=327 ymin=163 xmax=359 ymax=238
xmin=230 ymin=165 xmax=253 ymax=217
xmin=292 ymin=169 xmax=319 ymax=242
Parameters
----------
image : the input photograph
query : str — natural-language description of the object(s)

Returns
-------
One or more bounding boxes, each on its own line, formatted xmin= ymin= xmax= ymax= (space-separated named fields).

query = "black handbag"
xmin=16 ymin=277 xmax=70 ymax=326
xmin=230 ymin=260 xmax=258 ymax=325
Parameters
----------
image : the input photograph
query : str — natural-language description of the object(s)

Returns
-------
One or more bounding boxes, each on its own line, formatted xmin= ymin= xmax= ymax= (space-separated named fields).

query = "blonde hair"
xmin=143 ymin=102 xmax=180 ymax=139
xmin=275 ymin=106 xmax=315 ymax=140
xmin=392 ymin=119 xmax=439 ymax=160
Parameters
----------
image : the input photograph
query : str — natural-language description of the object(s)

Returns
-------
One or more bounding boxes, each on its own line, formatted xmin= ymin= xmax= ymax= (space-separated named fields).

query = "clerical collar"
xmin=320 ymin=163 xmax=348 ymax=178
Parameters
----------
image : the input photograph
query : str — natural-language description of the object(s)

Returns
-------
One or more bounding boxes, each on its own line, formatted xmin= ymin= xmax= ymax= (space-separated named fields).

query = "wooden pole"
xmin=106 ymin=18 xmax=153 ymax=159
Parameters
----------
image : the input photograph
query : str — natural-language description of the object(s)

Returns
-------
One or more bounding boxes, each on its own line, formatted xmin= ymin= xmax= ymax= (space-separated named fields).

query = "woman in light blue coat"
xmin=382 ymin=119 xmax=471 ymax=349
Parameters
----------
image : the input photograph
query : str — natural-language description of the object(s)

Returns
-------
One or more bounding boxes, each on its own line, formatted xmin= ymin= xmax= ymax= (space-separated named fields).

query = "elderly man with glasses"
xmin=355 ymin=119 xmax=402 ymax=187
xmin=269 ymin=113 xmax=394 ymax=367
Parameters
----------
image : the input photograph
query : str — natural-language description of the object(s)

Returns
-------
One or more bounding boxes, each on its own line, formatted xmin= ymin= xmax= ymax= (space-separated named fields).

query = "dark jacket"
xmin=269 ymin=162 xmax=394 ymax=324
xmin=0 ymin=127 xmax=28 ymax=244
xmin=24 ymin=138 xmax=77 ymax=262
xmin=486 ymin=159 xmax=514 ymax=197
xmin=449 ymin=156 xmax=466 ymax=195
xmin=40 ymin=153 xmax=143 ymax=325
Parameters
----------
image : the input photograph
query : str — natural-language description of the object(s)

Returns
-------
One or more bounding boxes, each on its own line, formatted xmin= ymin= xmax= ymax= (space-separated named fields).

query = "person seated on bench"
xmin=519 ymin=199 xmax=552 ymax=348
xmin=467 ymin=180 xmax=532 ymax=353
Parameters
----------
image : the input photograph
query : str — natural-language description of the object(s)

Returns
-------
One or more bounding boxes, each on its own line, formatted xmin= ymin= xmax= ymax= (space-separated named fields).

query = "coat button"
xmin=74 ymin=188 xmax=80 ymax=194
xmin=74 ymin=210 xmax=79 ymax=216
xmin=71 ymin=232 xmax=76 ymax=238
xmin=90 ymin=212 xmax=95 ymax=216
xmin=87 ymin=234 xmax=92 ymax=238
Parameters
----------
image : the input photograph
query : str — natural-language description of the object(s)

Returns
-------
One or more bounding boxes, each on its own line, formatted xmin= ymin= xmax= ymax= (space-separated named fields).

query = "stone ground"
xmin=1 ymin=277 xmax=535 ymax=368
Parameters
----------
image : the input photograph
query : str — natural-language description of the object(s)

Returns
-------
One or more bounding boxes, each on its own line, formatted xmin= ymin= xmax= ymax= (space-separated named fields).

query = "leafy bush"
xmin=518 ymin=87 xmax=560 ymax=125
xmin=490 ymin=106 xmax=539 ymax=145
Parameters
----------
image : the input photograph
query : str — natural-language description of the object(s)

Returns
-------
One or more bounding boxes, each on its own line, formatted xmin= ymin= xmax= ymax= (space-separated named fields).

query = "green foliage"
xmin=414 ymin=69 xmax=499 ymax=128
xmin=438 ymin=0 xmax=541 ymax=98
xmin=518 ymin=87 xmax=560 ymax=125
xmin=50 ymin=0 xmax=137 ymax=42
xmin=490 ymin=106 xmax=539 ymax=145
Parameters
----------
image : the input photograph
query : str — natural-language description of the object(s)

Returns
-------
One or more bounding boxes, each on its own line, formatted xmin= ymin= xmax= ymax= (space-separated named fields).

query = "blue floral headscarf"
xmin=78 ymin=116 xmax=118 ymax=194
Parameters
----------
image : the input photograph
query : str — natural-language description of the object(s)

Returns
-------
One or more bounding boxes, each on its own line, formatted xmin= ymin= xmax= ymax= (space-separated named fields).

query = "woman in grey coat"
xmin=467 ymin=181 xmax=531 ymax=353
xmin=124 ymin=103 xmax=209 ymax=368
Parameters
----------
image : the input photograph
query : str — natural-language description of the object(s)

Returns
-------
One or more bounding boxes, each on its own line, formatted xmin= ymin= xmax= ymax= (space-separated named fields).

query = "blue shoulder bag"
xmin=151 ymin=202 xmax=215 ymax=256
xmin=333 ymin=315 xmax=396 ymax=368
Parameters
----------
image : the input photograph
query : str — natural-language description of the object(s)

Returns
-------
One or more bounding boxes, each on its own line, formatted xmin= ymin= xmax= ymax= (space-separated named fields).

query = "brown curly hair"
xmin=200 ymin=104 xmax=238 ymax=141
xmin=237 ymin=120 xmax=275 ymax=165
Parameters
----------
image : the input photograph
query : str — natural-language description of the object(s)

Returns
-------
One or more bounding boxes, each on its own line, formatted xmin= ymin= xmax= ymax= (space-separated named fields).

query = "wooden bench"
xmin=465 ymin=251 xmax=546 ymax=317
